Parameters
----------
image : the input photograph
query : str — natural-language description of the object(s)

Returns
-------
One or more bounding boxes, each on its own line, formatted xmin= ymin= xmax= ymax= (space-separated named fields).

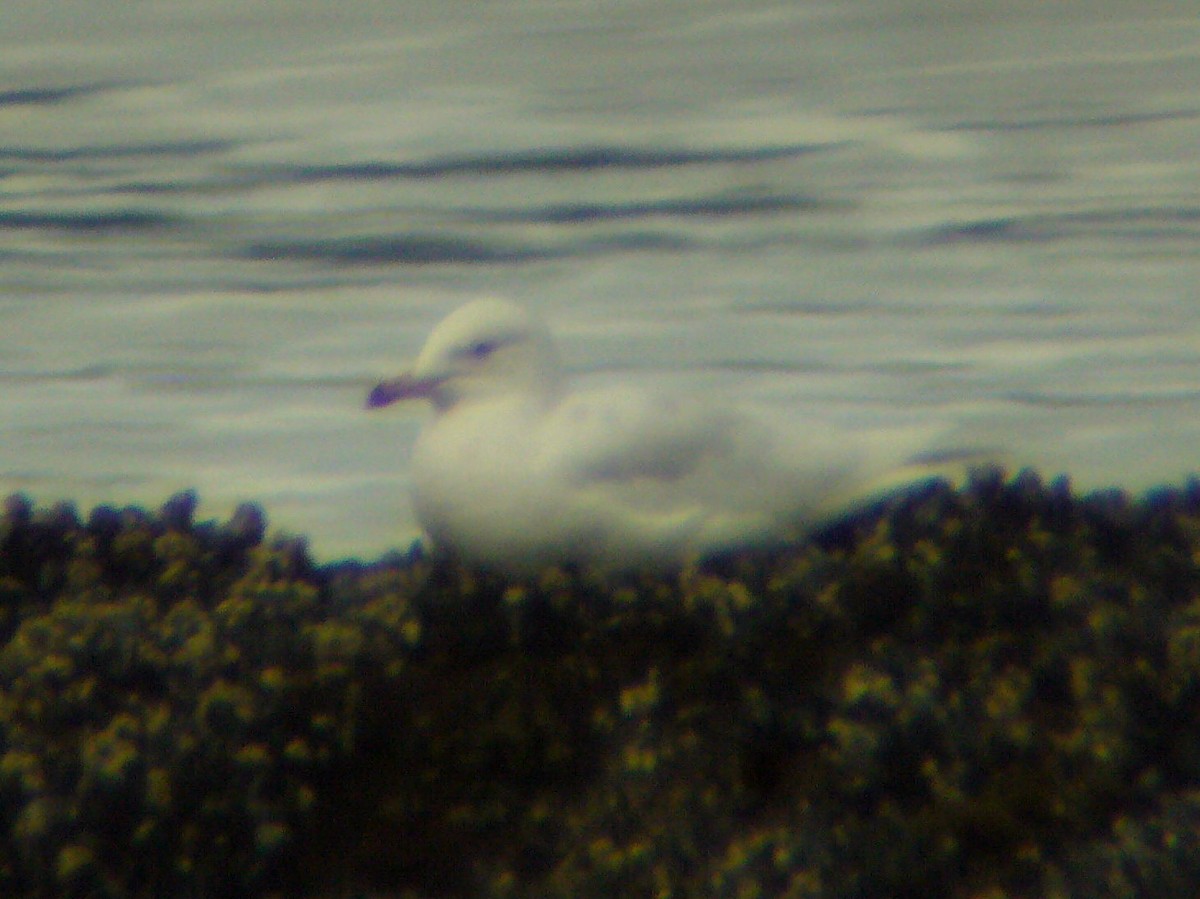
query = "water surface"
xmin=2 ymin=0 xmax=1199 ymax=558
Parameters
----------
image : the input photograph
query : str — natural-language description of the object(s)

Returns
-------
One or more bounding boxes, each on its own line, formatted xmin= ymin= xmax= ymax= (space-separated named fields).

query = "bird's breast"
xmin=409 ymin=399 xmax=569 ymax=563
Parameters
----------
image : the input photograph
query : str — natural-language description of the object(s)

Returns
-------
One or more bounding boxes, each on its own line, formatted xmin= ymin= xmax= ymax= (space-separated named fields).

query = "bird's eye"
xmin=464 ymin=340 xmax=498 ymax=360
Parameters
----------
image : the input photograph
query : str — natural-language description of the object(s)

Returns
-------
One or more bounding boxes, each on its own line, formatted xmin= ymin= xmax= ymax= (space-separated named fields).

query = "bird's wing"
xmin=532 ymin=386 xmax=989 ymax=558
xmin=523 ymin=387 xmax=756 ymax=558
xmin=540 ymin=386 xmax=743 ymax=486
xmin=540 ymin=387 xmax=860 ymax=535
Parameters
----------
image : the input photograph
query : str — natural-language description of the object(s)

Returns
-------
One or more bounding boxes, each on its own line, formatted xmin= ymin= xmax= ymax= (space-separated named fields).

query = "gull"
xmin=366 ymin=298 xmax=973 ymax=569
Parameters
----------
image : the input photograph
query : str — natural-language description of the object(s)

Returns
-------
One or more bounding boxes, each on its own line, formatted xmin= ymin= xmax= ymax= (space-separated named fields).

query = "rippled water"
xmin=3 ymin=0 xmax=1199 ymax=558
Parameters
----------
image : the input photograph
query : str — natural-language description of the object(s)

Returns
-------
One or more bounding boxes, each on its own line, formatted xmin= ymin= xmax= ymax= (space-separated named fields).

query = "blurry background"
xmin=2 ymin=0 xmax=1198 ymax=559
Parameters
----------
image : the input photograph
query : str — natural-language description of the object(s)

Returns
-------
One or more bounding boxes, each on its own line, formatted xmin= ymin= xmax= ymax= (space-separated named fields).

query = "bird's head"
xmin=366 ymin=298 xmax=563 ymax=412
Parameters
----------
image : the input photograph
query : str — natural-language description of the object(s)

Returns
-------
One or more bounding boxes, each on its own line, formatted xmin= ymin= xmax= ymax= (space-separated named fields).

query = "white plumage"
xmin=367 ymin=298 xmax=972 ymax=569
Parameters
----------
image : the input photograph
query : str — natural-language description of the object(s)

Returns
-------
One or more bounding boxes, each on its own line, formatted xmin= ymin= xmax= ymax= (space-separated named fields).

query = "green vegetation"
xmin=2 ymin=470 xmax=1200 ymax=897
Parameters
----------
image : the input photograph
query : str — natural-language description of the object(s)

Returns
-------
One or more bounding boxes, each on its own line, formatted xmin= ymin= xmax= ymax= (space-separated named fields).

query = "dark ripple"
xmin=1006 ymin=389 xmax=1200 ymax=409
xmin=0 ymin=83 xmax=124 ymax=107
xmin=240 ymin=231 xmax=693 ymax=266
xmin=947 ymin=107 xmax=1200 ymax=133
xmin=922 ymin=217 xmax=1036 ymax=244
xmin=918 ymin=207 xmax=1200 ymax=246
xmin=0 ymin=139 xmax=236 ymax=163
xmin=0 ymin=210 xmax=179 ymax=233
xmin=242 ymin=235 xmax=549 ymax=265
xmin=475 ymin=193 xmax=829 ymax=224
xmin=255 ymin=142 xmax=838 ymax=183
xmin=106 ymin=143 xmax=841 ymax=196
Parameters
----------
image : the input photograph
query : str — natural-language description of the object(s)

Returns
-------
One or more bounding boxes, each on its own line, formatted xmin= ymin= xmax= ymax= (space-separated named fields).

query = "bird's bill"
xmin=365 ymin=373 xmax=438 ymax=409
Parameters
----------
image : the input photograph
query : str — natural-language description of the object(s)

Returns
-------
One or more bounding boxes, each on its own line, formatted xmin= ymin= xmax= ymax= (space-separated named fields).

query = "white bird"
xmin=366 ymin=298 xmax=975 ymax=570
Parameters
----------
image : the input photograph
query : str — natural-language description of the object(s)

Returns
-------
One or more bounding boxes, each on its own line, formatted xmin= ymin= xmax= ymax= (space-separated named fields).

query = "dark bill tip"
xmin=365 ymin=379 xmax=406 ymax=409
